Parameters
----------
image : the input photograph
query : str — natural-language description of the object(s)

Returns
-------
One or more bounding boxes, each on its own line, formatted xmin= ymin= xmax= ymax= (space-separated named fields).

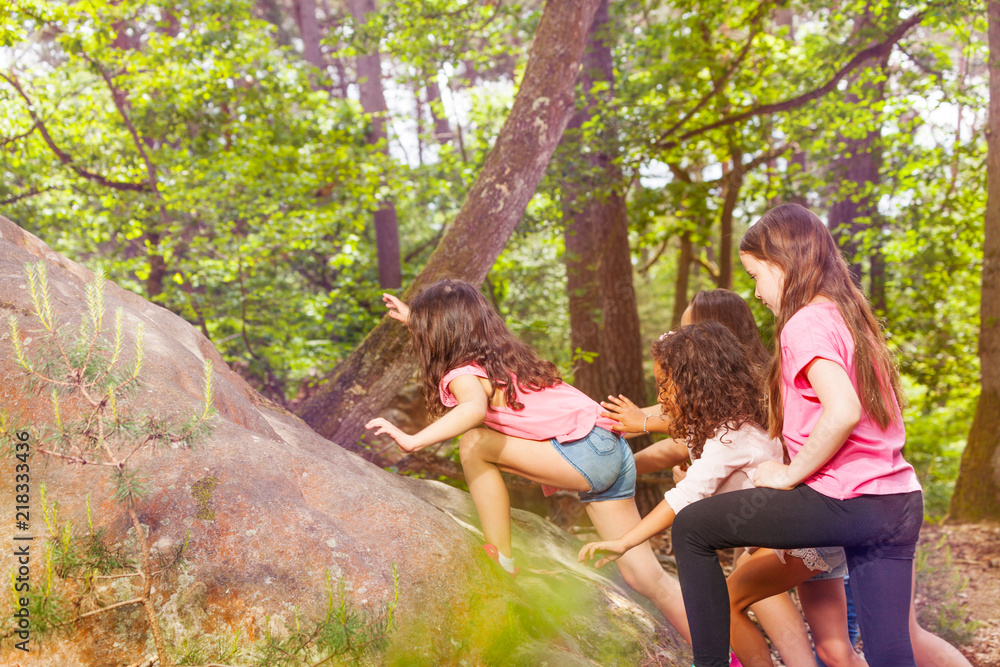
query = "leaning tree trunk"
xmin=350 ymin=0 xmax=402 ymax=289
xmin=950 ymin=0 xmax=1000 ymax=523
xmin=298 ymin=0 xmax=604 ymax=450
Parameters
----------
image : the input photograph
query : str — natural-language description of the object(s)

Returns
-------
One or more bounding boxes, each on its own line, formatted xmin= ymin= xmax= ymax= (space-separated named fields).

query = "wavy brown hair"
xmin=651 ymin=321 xmax=768 ymax=460
xmin=408 ymin=279 xmax=561 ymax=418
xmin=739 ymin=203 xmax=903 ymax=439
xmin=688 ymin=289 xmax=770 ymax=369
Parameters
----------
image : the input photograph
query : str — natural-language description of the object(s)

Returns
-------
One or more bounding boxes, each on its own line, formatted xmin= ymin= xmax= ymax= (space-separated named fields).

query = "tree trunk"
xmin=294 ymin=0 xmax=324 ymax=71
xmin=828 ymin=14 xmax=889 ymax=285
xmin=414 ymin=82 xmax=424 ymax=164
xmin=562 ymin=122 xmax=604 ymax=398
xmin=298 ymin=0 xmax=604 ymax=450
xmin=950 ymin=0 xmax=1000 ymax=523
xmin=258 ymin=0 xmax=293 ymax=47
xmin=349 ymin=0 xmax=402 ymax=289
xmin=560 ymin=0 xmax=648 ymax=452
xmin=561 ymin=0 xmax=615 ymax=401
xmin=718 ymin=144 xmax=743 ymax=290
xmin=768 ymin=8 xmax=807 ymax=207
xmin=671 ymin=233 xmax=693 ymax=328
xmin=426 ymin=77 xmax=454 ymax=145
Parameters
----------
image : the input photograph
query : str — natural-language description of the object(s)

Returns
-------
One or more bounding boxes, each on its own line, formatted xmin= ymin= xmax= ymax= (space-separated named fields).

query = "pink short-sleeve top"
xmin=780 ymin=302 xmax=921 ymax=499
xmin=438 ymin=363 xmax=618 ymax=442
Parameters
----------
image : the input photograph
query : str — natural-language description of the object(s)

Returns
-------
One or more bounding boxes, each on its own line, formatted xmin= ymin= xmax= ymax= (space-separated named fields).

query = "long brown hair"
xmin=739 ymin=203 xmax=903 ymax=438
xmin=688 ymin=289 xmax=770 ymax=369
xmin=651 ymin=322 xmax=768 ymax=460
xmin=407 ymin=279 xmax=561 ymax=417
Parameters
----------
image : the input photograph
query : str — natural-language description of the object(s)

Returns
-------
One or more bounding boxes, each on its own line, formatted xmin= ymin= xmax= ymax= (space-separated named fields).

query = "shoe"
xmin=482 ymin=543 xmax=520 ymax=578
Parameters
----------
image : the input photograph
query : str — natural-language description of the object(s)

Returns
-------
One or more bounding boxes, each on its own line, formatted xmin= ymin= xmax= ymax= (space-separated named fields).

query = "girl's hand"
xmin=671 ymin=464 xmax=687 ymax=484
xmin=382 ymin=293 xmax=410 ymax=324
xmin=600 ymin=394 xmax=647 ymax=433
xmin=753 ymin=460 xmax=795 ymax=490
xmin=578 ymin=539 xmax=628 ymax=568
xmin=365 ymin=417 xmax=420 ymax=453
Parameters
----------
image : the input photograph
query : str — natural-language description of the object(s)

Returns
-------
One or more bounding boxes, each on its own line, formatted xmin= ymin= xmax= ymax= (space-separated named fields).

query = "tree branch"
xmin=693 ymin=253 xmax=720 ymax=278
xmin=657 ymin=2 xmax=772 ymax=143
xmin=654 ymin=10 xmax=927 ymax=150
xmin=0 ymin=187 xmax=52 ymax=206
xmin=0 ymin=123 xmax=39 ymax=148
xmin=0 ymin=72 xmax=151 ymax=192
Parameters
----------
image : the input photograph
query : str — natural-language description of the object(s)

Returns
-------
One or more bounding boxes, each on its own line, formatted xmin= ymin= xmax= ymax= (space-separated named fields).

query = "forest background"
xmin=1 ymin=0 xmax=996 ymax=531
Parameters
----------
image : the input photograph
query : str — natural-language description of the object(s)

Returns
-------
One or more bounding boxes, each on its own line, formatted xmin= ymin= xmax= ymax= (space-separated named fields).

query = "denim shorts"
xmin=788 ymin=546 xmax=848 ymax=581
xmin=549 ymin=426 xmax=636 ymax=502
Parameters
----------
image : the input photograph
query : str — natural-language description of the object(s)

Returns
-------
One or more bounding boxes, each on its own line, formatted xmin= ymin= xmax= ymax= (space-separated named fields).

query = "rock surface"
xmin=0 ymin=215 xmax=689 ymax=666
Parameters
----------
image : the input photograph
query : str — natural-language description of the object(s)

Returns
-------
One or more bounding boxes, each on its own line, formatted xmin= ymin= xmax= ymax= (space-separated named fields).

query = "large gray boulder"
xmin=0 ymin=216 xmax=689 ymax=666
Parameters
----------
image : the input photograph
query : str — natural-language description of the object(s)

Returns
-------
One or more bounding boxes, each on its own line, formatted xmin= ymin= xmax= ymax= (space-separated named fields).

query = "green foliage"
xmin=246 ymin=566 xmax=400 ymax=667
xmin=915 ymin=535 xmax=981 ymax=646
xmin=2 ymin=0 xmax=990 ymax=514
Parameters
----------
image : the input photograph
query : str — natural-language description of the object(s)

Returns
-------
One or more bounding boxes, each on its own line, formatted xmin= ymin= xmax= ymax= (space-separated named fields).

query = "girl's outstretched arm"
xmin=578 ymin=501 xmax=676 ymax=568
xmin=634 ymin=438 xmax=689 ymax=475
xmin=581 ymin=434 xmax=753 ymax=566
xmin=366 ymin=374 xmax=488 ymax=453
xmin=754 ymin=358 xmax=862 ymax=490
xmin=600 ymin=395 xmax=671 ymax=436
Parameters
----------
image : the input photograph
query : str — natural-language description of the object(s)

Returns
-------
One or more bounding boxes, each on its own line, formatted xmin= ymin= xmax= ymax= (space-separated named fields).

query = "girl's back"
xmin=438 ymin=362 xmax=618 ymax=444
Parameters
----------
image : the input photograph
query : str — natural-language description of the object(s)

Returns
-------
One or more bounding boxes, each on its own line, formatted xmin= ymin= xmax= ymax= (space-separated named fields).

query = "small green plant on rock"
xmin=5 ymin=262 xmax=215 ymax=667
xmin=4 ymin=262 xmax=402 ymax=667
xmin=248 ymin=566 xmax=400 ymax=667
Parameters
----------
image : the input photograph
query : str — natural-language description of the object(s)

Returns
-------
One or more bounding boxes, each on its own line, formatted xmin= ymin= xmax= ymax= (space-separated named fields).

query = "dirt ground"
xmin=917 ymin=522 xmax=1000 ymax=667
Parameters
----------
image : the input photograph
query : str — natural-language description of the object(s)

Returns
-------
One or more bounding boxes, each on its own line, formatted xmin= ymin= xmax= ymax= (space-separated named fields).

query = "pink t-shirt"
xmin=438 ymin=364 xmax=618 ymax=442
xmin=663 ymin=423 xmax=783 ymax=514
xmin=780 ymin=302 xmax=921 ymax=499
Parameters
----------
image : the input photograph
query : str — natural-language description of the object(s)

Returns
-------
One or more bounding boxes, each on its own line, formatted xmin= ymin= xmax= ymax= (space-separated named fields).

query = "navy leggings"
xmin=671 ymin=485 xmax=923 ymax=667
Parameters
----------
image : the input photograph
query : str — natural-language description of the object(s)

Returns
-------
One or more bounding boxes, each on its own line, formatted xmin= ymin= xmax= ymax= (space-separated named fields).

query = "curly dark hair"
xmin=650 ymin=321 xmax=768 ymax=460
xmin=408 ymin=279 xmax=561 ymax=418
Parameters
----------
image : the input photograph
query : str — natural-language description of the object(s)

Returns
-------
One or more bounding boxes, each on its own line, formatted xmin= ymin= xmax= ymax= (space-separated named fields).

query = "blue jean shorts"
xmin=788 ymin=546 xmax=848 ymax=581
xmin=549 ymin=426 xmax=636 ymax=502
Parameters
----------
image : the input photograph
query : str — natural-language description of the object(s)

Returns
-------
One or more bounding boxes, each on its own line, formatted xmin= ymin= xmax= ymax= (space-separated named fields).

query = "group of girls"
xmin=365 ymin=203 xmax=971 ymax=667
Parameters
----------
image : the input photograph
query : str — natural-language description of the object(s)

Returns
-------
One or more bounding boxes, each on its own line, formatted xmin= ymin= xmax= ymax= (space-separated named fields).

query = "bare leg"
xmin=909 ymin=565 xmax=972 ymax=667
xmin=586 ymin=498 xmax=692 ymax=644
xmin=798 ymin=578 xmax=867 ymax=667
xmin=458 ymin=428 xmax=588 ymax=558
xmin=727 ymin=549 xmax=817 ymax=667
xmin=748 ymin=593 xmax=814 ymax=667
xmin=458 ymin=429 xmax=692 ymax=643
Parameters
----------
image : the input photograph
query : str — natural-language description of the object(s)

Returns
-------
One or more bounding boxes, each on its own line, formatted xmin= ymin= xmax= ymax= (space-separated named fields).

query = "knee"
xmin=726 ymin=580 xmax=750 ymax=615
xmin=616 ymin=557 xmax=668 ymax=599
xmin=814 ymin=641 xmax=857 ymax=667
xmin=458 ymin=428 xmax=488 ymax=463
xmin=671 ymin=505 xmax=707 ymax=559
